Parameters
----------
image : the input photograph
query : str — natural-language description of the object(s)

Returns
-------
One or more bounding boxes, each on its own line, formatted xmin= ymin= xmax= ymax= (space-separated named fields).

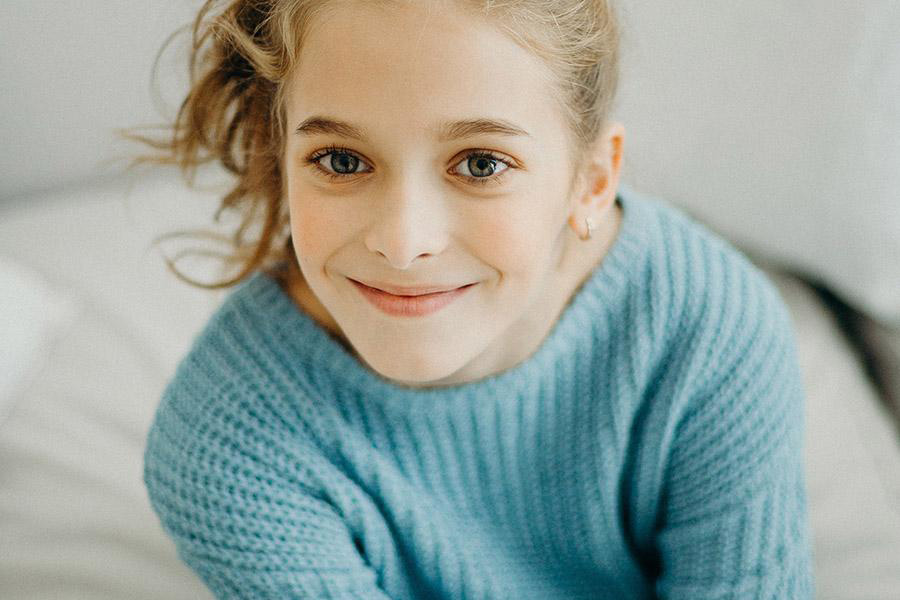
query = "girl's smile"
xmin=350 ymin=278 xmax=479 ymax=318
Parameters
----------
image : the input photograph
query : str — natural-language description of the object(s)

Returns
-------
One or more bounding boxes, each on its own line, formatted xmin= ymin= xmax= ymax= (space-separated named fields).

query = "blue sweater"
xmin=143 ymin=183 xmax=815 ymax=599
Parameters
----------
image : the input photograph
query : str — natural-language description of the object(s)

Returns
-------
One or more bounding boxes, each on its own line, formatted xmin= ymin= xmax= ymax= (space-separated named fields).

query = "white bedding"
xmin=764 ymin=266 xmax=900 ymax=597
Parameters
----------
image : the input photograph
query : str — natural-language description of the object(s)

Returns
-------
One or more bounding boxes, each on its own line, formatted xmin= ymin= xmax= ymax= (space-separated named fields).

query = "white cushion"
xmin=764 ymin=263 xmax=900 ymax=599
xmin=0 ymin=258 xmax=76 ymax=426
xmin=0 ymin=170 xmax=227 ymax=598
xmin=0 ymin=272 xmax=215 ymax=600
xmin=0 ymin=169 xmax=230 ymax=381
xmin=613 ymin=2 xmax=900 ymax=327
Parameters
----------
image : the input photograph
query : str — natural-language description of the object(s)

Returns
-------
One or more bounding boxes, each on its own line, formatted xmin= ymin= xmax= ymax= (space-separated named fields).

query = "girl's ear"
xmin=568 ymin=122 xmax=625 ymax=230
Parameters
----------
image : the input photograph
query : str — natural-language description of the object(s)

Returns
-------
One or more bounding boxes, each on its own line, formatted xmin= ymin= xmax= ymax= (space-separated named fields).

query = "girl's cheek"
xmin=470 ymin=214 xmax=540 ymax=271
xmin=288 ymin=197 xmax=339 ymax=263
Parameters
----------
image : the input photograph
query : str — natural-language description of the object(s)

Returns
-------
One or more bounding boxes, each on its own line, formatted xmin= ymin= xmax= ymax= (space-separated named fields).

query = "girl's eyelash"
xmin=303 ymin=145 xmax=516 ymax=186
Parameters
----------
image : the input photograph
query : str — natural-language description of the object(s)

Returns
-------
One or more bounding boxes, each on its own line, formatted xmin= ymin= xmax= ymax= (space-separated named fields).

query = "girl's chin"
xmin=352 ymin=341 xmax=472 ymax=385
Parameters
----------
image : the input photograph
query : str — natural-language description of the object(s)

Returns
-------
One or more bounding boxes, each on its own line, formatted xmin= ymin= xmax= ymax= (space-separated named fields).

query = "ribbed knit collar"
xmin=225 ymin=182 xmax=653 ymax=410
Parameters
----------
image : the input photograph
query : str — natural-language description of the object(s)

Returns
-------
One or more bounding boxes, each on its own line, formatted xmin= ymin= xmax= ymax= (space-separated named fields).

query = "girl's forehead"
xmin=296 ymin=0 xmax=548 ymax=77
xmin=286 ymin=0 xmax=563 ymax=140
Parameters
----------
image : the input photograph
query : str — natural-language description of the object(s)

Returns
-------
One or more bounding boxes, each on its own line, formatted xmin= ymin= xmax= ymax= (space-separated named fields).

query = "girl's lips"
xmin=354 ymin=279 xmax=471 ymax=296
xmin=350 ymin=279 xmax=476 ymax=317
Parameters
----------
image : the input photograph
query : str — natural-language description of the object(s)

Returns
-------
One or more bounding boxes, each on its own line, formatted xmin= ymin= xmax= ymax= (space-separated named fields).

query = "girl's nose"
xmin=363 ymin=174 xmax=451 ymax=270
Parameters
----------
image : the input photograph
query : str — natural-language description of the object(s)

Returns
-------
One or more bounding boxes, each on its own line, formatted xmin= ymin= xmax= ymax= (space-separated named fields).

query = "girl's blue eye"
xmin=329 ymin=152 xmax=360 ymax=174
xmin=307 ymin=146 xmax=371 ymax=178
xmin=451 ymin=153 xmax=511 ymax=182
xmin=304 ymin=146 xmax=515 ymax=186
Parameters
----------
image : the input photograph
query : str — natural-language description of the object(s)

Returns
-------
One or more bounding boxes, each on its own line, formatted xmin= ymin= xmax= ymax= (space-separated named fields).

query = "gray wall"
xmin=1 ymin=1 xmax=202 ymax=201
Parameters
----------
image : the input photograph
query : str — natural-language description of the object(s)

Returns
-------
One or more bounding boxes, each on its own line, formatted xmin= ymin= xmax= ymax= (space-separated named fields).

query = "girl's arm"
xmin=143 ymin=389 xmax=394 ymax=600
xmin=652 ymin=298 xmax=815 ymax=598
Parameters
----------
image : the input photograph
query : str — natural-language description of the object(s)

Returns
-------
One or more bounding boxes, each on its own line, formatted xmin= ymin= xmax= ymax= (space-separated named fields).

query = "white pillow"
xmin=0 ymin=260 xmax=215 ymax=600
xmin=613 ymin=2 xmax=900 ymax=328
xmin=0 ymin=169 xmax=230 ymax=382
xmin=0 ymin=256 xmax=76 ymax=426
xmin=0 ymin=173 xmax=226 ymax=599
xmin=765 ymin=264 xmax=900 ymax=598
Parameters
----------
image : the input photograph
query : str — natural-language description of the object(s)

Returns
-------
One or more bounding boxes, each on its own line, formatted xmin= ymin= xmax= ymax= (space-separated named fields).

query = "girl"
xmin=137 ymin=0 xmax=815 ymax=597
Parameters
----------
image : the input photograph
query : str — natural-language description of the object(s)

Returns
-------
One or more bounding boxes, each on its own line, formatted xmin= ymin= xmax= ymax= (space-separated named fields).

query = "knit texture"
xmin=143 ymin=182 xmax=815 ymax=599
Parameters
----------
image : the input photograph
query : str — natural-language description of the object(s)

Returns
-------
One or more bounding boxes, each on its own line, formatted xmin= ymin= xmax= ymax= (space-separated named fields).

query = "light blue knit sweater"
xmin=143 ymin=183 xmax=815 ymax=599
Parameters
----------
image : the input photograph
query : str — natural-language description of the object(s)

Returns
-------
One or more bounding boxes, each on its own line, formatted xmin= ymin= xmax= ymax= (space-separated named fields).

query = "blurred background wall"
xmin=0 ymin=1 xmax=202 ymax=201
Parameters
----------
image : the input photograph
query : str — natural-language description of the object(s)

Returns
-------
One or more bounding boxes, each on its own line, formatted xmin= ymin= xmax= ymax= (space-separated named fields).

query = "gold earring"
xmin=580 ymin=217 xmax=596 ymax=241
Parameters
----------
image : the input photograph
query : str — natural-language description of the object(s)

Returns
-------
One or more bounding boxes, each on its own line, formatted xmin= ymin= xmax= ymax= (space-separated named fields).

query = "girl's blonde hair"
xmin=124 ymin=0 xmax=620 ymax=290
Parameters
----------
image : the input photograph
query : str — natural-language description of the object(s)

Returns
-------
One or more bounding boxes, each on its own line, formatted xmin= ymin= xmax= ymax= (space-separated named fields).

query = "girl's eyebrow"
xmin=437 ymin=118 xmax=531 ymax=142
xmin=295 ymin=116 xmax=366 ymax=140
xmin=294 ymin=116 xmax=531 ymax=142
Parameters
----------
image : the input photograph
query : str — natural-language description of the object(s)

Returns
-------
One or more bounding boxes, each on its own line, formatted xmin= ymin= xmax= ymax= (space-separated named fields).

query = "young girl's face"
xmin=282 ymin=0 xmax=621 ymax=387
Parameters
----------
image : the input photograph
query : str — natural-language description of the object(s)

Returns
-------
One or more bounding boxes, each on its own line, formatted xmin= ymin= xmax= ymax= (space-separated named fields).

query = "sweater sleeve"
xmin=653 ymin=287 xmax=815 ymax=599
xmin=143 ymin=383 xmax=393 ymax=600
